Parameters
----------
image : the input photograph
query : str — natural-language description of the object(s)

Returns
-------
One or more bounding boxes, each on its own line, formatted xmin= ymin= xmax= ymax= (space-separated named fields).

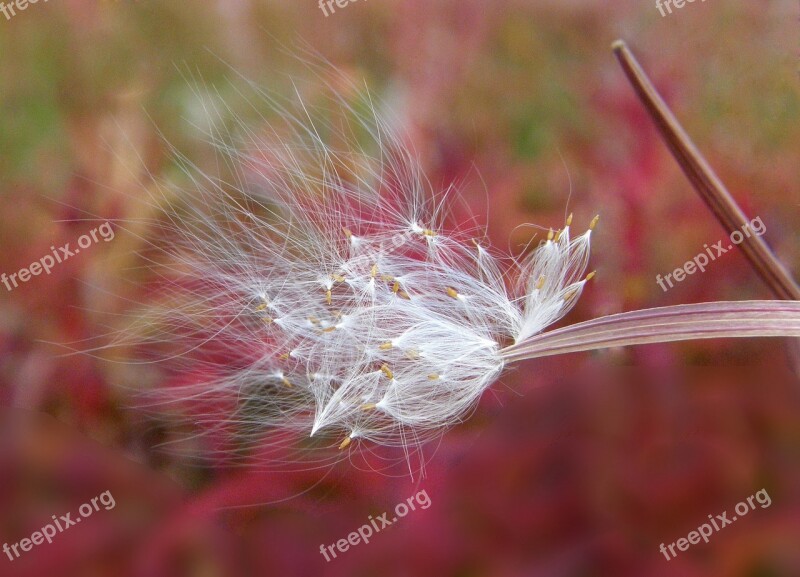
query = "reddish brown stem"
xmin=612 ymin=39 xmax=800 ymax=301
xmin=612 ymin=39 xmax=800 ymax=372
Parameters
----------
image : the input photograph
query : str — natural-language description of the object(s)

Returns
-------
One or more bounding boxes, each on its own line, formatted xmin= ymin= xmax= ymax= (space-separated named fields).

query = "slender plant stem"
xmin=500 ymin=301 xmax=800 ymax=363
xmin=611 ymin=40 xmax=800 ymax=301
xmin=612 ymin=40 xmax=800 ymax=373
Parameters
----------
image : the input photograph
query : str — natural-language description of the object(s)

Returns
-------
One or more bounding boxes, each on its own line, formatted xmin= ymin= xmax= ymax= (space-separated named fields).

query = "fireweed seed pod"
xmin=85 ymin=70 xmax=800 ymax=471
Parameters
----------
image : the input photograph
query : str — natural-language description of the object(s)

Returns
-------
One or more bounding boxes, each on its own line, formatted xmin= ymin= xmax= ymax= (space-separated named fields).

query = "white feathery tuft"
xmin=108 ymin=70 xmax=596 ymax=464
xmin=92 ymin=68 xmax=800 ymax=471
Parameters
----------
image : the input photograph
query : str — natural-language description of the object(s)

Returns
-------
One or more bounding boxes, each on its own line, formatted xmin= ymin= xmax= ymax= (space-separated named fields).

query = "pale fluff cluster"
xmin=126 ymin=78 xmax=594 ymax=460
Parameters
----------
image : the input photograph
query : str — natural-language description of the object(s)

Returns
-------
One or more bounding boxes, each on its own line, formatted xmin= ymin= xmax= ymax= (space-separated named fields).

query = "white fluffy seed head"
xmin=114 ymin=71 xmax=594 ymax=464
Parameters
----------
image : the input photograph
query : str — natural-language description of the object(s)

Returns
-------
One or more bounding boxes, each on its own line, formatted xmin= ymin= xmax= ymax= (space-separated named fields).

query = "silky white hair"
xmin=103 ymin=68 xmax=594 ymax=469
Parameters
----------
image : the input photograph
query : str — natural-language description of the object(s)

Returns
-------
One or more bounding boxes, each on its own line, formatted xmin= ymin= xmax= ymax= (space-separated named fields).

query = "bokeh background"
xmin=1 ymin=0 xmax=800 ymax=575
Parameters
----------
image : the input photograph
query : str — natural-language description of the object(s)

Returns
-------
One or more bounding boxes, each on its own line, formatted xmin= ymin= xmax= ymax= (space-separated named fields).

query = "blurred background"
xmin=1 ymin=0 xmax=800 ymax=575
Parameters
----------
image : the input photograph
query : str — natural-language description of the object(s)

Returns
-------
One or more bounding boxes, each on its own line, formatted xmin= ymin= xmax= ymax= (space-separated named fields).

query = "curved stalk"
xmin=501 ymin=301 xmax=800 ymax=363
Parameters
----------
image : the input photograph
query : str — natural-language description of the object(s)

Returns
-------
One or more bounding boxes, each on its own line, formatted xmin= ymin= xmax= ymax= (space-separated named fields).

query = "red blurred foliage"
xmin=1 ymin=1 xmax=799 ymax=576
